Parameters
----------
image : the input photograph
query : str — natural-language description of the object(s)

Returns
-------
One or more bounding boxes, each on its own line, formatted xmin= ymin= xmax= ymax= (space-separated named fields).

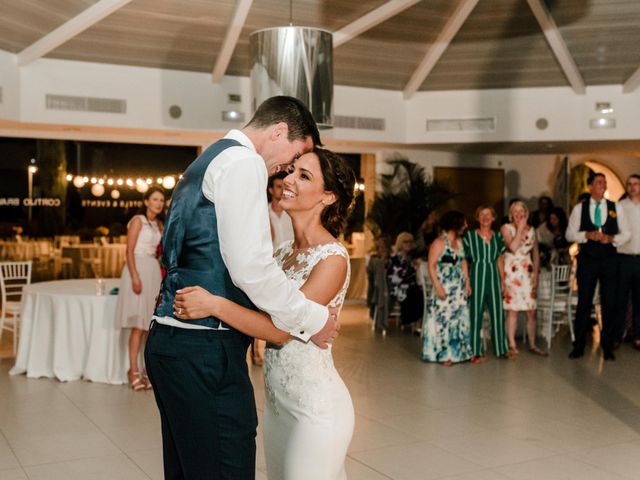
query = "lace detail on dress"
xmin=265 ymin=241 xmax=350 ymax=417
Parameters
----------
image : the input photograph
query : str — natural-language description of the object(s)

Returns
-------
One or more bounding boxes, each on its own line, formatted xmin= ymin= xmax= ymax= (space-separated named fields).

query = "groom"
xmin=145 ymin=96 xmax=339 ymax=480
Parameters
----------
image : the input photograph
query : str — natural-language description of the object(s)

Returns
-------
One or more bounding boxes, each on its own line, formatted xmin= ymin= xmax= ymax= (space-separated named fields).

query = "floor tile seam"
xmin=572 ymin=438 xmax=640 ymax=458
xmin=477 ymin=451 xmax=562 ymax=470
xmin=548 ymin=416 xmax=640 ymax=438
xmin=371 ymin=414 xmax=498 ymax=439
xmin=350 ymin=408 xmax=434 ymax=425
xmin=430 ymin=466 xmax=503 ymax=480
xmin=0 ymin=423 xmax=25 ymax=471
xmin=45 ymin=384 xmax=142 ymax=470
xmin=435 ymin=441 xmax=559 ymax=468
xmin=344 ymin=454 xmax=394 ymax=479
xmin=55 ymin=410 xmax=155 ymax=480
xmin=348 ymin=438 xmax=433 ymax=456
xmin=348 ymin=436 xmax=426 ymax=455
xmin=488 ymin=452 xmax=578 ymax=470
xmin=349 ymin=439 xmax=484 ymax=467
xmin=495 ymin=451 xmax=638 ymax=480
xmin=118 ymin=450 xmax=154 ymax=479
xmin=427 ymin=400 xmax=510 ymax=415
xmin=17 ymin=452 xmax=145 ymax=470
xmin=352 ymin=414 xmax=430 ymax=441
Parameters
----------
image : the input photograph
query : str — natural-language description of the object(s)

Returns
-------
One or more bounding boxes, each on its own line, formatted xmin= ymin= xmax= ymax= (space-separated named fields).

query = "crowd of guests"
xmin=367 ymin=171 xmax=640 ymax=365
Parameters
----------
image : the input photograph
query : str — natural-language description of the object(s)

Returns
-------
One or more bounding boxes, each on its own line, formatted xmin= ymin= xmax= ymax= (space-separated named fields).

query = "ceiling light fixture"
xmin=249 ymin=0 xmax=333 ymax=128
xmin=595 ymin=102 xmax=613 ymax=114
xmin=590 ymin=117 xmax=616 ymax=129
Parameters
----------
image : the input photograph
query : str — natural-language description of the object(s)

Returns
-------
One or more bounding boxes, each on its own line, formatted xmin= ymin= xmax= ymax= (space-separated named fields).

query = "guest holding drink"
xmin=115 ymin=186 xmax=165 ymax=390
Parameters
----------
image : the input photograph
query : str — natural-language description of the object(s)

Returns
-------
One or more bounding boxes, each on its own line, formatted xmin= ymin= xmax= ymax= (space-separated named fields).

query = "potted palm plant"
xmin=366 ymin=157 xmax=451 ymax=244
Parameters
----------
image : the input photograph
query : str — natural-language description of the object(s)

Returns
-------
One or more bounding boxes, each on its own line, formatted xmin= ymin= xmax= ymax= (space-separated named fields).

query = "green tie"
xmin=594 ymin=200 xmax=602 ymax=229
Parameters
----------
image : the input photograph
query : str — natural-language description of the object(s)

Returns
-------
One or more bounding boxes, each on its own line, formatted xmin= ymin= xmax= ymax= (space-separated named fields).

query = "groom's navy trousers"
xmin=145 ymin=321 xmax=256 ymax=480
xmin=147 ymin=138 xmax=260 ymax=479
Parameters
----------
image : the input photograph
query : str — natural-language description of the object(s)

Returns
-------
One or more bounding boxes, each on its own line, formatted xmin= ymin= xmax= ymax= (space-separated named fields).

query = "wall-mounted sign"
xmin=0 ymin=197 xmax=62 ymax=207
xmin=81 ymin=199 xmax=143 ymax=209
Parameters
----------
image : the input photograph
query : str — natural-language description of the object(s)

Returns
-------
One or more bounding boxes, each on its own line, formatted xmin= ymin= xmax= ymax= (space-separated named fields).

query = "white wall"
xmin=1 ymin=52 xmax=639 ymax=147
xmin=405 ymin=86 xmax=640 ymax=143
xmin=0 ymin=50 xmax=20 ymax=120
xmin=329 ymin=86 xmax=406 ymax=143
xmin=17 ymin=58 xmax=253 ymax=131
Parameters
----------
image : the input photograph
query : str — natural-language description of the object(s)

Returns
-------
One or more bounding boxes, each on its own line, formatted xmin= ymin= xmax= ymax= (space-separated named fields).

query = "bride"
xmin=173 ymin=148 xmax=356 ymax=480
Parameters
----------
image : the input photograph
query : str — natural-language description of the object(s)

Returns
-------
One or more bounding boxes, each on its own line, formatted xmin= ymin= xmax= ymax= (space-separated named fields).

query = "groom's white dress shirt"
xmin=155 ymin=129 xmax=327 ymax=342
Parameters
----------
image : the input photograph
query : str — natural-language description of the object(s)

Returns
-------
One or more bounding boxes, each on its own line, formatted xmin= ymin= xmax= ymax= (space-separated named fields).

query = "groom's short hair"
xmin=246 ymin=96 xmax=322 ymax=146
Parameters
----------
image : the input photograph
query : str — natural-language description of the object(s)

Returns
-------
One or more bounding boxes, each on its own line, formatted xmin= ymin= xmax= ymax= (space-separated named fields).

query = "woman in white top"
xmin=173 ymin=148 xmax=356 ymax=480
xmin=115 ymin=186 xmax=165 ymax=390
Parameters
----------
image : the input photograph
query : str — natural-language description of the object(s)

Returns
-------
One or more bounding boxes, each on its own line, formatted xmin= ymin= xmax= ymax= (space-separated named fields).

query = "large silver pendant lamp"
xmin=250 ymin=25 xmax=333 ymax=128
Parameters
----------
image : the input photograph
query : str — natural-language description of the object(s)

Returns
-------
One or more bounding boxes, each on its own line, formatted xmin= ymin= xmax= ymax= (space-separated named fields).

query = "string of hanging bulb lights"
xmin=64 ymin=173 xmax=183 ymax=198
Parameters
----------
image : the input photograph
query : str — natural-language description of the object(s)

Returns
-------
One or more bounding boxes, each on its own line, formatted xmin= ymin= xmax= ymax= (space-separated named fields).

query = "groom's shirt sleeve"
xmin=202 ymin=146 xmax=328 ymax=342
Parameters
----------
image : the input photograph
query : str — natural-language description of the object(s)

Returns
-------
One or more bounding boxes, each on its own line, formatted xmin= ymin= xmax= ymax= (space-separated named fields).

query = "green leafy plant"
xmin=366 ymin=157 xmax=451 ymax=242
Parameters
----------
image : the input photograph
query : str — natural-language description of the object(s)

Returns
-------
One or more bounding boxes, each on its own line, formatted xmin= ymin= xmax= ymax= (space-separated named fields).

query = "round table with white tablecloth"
xmin=61 ymin=244 xmax=127 ymax=277
xmin=346 ymin=257 xmax=367 ymax=300
xmin=10 ymin=279 xmax=129 ymax=384
xmin=0 ymin=240 xmax=52 ymax=261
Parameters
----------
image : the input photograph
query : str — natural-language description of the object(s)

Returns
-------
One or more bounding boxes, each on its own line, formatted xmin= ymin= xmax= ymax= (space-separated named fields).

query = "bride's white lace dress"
xmin=264 ymin=241 xmax=355 ymax=480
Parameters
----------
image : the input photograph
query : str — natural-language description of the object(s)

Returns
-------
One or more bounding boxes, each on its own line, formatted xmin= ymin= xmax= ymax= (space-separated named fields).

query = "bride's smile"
xmin=279 ymin=152 xmax=334 ymax=214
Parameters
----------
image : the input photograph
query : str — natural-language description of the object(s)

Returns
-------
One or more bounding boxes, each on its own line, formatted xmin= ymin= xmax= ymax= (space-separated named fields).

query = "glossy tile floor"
xmin=1 ymin=304 xmax=640 ymax=479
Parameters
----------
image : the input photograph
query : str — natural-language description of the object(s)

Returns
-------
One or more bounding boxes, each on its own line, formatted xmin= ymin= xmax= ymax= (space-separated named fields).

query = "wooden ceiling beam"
xmin=403 ymin=0 xmax=479 ymax=99
xmin=623 ymin=65 xmax=640 ymax=93
xmin=17 ymin=0 xmax=132 ymax=66
xmin=526 ymin=0 xmax=586 ymax=94
xmin=212 ymin=0 xmax=254 ymax=83
xmin=333 ymin=0 xmax=421 ymax=48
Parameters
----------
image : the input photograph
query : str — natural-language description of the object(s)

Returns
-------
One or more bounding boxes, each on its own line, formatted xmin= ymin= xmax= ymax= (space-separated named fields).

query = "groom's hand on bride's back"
xmin=310 ymin=306 xmax=341 ymax=349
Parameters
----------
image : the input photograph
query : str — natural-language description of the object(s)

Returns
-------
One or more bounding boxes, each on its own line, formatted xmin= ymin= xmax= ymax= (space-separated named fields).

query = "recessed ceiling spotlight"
xmin=222 ymin=110 xmax=245 ymax=122
xmin=595 ymin=102 xmax=613 ymax=114
xmin=590 ymin=118 xmax=616 ymax=129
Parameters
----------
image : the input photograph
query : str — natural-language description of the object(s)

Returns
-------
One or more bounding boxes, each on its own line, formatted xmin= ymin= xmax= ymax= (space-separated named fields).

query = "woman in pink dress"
xmin=115 ymin=186 xmax=165 ymax=390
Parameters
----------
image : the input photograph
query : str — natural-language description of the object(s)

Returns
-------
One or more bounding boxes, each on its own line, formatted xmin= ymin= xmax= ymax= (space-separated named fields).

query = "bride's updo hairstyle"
xmin=315 ymin=148 xmax=356 ymax=237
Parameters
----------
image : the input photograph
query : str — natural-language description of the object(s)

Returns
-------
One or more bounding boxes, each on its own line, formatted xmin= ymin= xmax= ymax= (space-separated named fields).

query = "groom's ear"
xmin=271 ymin=122 xmax=289 ymax=141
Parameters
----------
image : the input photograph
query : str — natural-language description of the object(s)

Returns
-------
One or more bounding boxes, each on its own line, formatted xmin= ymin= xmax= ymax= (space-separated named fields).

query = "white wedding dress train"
xmin=264 ymin=242 xmax=354 ymax=480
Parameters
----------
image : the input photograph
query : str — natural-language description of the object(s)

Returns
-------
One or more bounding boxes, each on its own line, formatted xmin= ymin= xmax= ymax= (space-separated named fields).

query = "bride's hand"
xmin=174 ymin=286 xmax=218 ymax=320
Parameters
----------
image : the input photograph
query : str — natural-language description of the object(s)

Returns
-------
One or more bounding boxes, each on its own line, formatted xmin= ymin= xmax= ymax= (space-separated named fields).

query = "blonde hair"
xmin=394 ymin=232 xmax=414 ymax=252
xmin=508 ymin=200 xmax=529 ymax=223
xmin=475 ymin=205 xmax=497 ymax=221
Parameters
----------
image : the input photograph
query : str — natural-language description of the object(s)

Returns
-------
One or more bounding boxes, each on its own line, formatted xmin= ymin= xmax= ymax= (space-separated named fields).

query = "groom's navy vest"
xmin=578 ymin=198 xmax=618 ymax=259
xmin=154 ymin=139 xmax=257 ymax=329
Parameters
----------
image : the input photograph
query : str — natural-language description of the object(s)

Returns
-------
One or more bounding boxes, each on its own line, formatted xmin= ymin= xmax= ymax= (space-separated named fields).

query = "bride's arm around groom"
xmin=173 ymin=253 xmax=346 ymax=344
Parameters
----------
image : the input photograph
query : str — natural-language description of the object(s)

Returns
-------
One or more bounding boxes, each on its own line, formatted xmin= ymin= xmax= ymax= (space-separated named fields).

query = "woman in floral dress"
xmin=421 ymin=211 xmax=472 ymax=365
xmin=501 ymin=200 xmax=547 ymax=358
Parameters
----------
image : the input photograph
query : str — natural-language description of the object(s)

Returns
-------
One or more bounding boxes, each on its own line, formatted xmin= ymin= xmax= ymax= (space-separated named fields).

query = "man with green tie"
xmin=566 ymin=172 xmax=630 ymax=360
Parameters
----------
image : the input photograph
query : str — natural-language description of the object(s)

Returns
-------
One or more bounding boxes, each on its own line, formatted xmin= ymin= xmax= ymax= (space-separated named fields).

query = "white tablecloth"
xmin=62 ymin=244 xmax=127 ymax=278
xmin=0 ymin=240 xmax=52 ymax=261
xmin=10 ymin=279 xmax=128 ymax=384
xmin=346 ymin=257 xmax=367 ymax=300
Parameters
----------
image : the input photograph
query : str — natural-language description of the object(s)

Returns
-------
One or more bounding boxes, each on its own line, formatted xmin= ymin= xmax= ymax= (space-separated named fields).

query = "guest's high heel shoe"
xmin=127 ymin=370 xmax=146 ymax=391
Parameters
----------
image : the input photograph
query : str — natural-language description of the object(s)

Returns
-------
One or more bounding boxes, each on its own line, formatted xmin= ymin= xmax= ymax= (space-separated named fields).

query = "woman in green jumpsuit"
xmin=463 ymin=206 xmax=508 ymax=362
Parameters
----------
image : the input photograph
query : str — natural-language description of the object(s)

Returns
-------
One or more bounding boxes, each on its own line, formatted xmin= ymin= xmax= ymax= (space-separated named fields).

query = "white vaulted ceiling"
xmin=1 ymin=0 xmax=640 ymax=94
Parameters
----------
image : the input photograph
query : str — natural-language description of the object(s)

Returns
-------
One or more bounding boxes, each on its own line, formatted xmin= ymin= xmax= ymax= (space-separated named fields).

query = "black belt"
xmin=618 ymin=253 xmax=640 ymax=258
